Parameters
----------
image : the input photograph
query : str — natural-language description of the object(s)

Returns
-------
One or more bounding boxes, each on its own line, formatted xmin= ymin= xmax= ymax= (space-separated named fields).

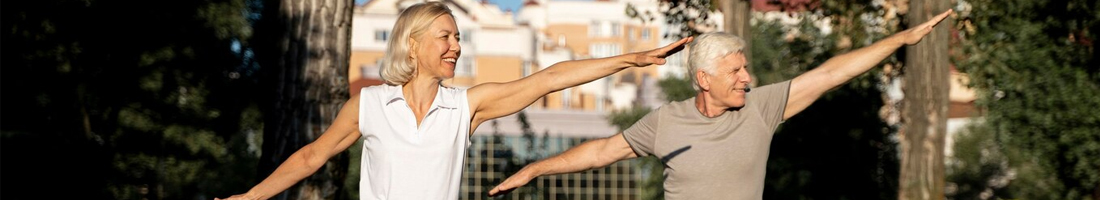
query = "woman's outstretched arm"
xmin=466 ymin=37 xmax=692 ymax=127
xmin=217 ymin=95 xmax=362 ymax=200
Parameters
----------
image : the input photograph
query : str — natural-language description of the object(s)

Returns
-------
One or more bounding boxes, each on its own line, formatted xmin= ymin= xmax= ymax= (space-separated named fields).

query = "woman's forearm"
xmin=536 ymin=54 xmax=636 ymax=92
xmin=244 ymin=145 xmax=325 ymax=200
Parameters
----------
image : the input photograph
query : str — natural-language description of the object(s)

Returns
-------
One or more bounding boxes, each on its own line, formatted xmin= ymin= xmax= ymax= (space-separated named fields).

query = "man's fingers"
xmin=488 ymin=185 xmax=514 ymax=197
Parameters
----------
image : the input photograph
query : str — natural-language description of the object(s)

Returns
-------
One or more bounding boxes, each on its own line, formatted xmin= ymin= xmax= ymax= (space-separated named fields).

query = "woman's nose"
xmin=450 ymin=40 xmax=461 ymax=52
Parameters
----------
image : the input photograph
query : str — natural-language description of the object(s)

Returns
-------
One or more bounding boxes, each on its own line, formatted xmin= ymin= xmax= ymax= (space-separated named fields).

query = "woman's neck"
xmin=402 ymin=77 xmax=441 ymax=109
xmin=402 ymin=77 xmax=443 ymax=126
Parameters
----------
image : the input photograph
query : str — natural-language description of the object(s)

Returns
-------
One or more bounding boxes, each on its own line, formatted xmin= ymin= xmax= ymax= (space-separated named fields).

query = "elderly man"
xmin=488 ymin=10 xmax=953 ymax=199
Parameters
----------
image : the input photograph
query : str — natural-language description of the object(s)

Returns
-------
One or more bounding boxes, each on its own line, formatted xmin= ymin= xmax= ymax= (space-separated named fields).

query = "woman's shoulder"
xmin=437 ymin=85 xmax=469 ymax=105
xmin=357 ymin=84 xmax=400 ymax=100
xmin=437 ymin=85 xmax=467 ymax=94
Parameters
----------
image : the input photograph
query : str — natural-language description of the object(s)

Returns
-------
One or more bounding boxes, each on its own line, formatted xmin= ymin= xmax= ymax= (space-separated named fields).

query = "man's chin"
xmin=728 ymin=101 xmax=746 ymax=109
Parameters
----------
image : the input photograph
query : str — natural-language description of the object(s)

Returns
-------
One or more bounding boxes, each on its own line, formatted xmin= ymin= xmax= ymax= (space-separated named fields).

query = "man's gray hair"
xmin=688 ymin=32 xmax=746 ymax=90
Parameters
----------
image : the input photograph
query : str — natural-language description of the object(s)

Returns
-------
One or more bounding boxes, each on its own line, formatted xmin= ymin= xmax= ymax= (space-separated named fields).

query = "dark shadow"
xmin=660 ymin=145 xmax=692 ymax=163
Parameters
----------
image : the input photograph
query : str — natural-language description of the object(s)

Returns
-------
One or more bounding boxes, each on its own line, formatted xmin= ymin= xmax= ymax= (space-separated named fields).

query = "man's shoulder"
xmin=661 ymin=97 xmax=697 ymax=113
xmin=756 ymin=80 xmax=792 ymax=93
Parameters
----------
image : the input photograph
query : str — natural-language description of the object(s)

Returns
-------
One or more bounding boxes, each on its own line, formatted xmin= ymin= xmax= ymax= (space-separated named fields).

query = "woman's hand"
xmin=629 ymin=36 xmax=693 ymax=67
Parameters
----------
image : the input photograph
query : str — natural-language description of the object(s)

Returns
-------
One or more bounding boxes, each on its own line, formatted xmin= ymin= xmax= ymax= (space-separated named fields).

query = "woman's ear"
xmin=695 ymin=70 xmax=711 ymax=91
xmin=408 ymin=37 xmax=419 ymax=60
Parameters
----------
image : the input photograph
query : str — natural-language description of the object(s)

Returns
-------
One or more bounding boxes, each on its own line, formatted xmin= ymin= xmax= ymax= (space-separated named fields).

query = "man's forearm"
xmin=819 ymin=35 xmax=906 ymax=83
xmin=519 ymin=138 xmax=614 ymax=178
xmin=785 ymin=34 xmax=908 ymax=119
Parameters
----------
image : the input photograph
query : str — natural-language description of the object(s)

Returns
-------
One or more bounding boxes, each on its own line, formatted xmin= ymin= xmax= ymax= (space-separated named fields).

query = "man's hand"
xmin=629 ymin=36 xmax=693 ymax=67
xmin=215 ymin=193 xmax=259 ymax=200
xmin=485 ymin=134 xmax=637 ymax=197
xmin=487 ymin=168 xmax=536 ymax=197
xmin=896 ymin=9 xmax=953 ymax=45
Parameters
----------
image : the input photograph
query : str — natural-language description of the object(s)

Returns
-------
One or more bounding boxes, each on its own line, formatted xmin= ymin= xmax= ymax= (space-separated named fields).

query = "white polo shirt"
xmin=357 ymin=84 xmax=471 ymax=199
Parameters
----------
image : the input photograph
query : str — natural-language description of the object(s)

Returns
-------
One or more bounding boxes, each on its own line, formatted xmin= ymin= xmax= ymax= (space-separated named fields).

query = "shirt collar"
xmin=385 ymin=84 xmax=457 ymax=110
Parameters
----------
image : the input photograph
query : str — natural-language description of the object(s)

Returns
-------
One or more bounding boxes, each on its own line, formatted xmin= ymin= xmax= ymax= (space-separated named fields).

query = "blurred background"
xmin=2 ymin=0 xmax=1096 ymax=199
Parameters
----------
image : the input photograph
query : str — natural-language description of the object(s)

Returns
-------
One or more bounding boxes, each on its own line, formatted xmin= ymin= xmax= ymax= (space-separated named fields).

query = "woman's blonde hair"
xmin=380 ymin=2 xmax=454 ymax=85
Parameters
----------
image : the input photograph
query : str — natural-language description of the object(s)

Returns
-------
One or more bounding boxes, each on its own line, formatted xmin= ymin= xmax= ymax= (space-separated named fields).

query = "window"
xmin=522 ymin=61 xmax=533 ymax=77
xmin=589 ymin=21 xmax=601 ymax=37
xmin=374 ymin=30 xmax=389 ymax=42
xmin=590 ymin=21 xmax=621 ymax=37
xmin=562 ymin=88 xmax=572 ymax=108
xmin=588 ymin=43 xmax=621 ymax=59
xmin=641 ymin=28 xmax=651 ymax=40
xmin=627 ymin=28 xmax=635 ymax=41
xmin=610 ymin=22 xmax=621 ymax=36
xmin=456 ymin=57 xmax=475 ymax=76
xmin=461 ymin=29 xmax=474 ymax=44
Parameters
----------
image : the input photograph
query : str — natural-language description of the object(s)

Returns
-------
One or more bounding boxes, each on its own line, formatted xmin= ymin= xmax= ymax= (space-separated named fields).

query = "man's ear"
xmin=695 ymin=70 xmax=710 ymax=91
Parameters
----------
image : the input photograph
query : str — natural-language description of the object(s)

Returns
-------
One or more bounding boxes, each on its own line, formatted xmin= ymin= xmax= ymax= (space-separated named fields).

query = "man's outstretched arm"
xmin=487 ymin=133 xmax=638 ymax=196
xmin=784 ymin=10 xmax=953 ymax=120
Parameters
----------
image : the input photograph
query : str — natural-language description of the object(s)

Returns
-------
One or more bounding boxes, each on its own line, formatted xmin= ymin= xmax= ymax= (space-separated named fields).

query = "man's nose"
xmin=740 ymin=70 xmax=752 ymax=83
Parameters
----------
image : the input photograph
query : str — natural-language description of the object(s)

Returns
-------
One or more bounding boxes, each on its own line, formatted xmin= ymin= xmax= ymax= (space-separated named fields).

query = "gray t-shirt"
xmin=623 ymin=80 xmax=791 ymax=200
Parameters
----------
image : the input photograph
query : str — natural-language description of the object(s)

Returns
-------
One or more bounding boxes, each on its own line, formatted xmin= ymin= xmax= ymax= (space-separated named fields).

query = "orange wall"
xmin=474 ymin=56 xmax=524 ymax=84
xmin=442 ymin=55 xmax=524 ymax=88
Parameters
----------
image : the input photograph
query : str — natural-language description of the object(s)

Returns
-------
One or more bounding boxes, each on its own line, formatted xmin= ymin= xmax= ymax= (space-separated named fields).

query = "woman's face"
xmin=411 ymin=14 xmax=461 ymax=80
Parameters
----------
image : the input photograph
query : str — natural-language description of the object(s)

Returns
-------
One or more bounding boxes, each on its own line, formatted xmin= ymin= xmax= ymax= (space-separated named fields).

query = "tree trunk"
xmin=718 ymin=0 xmax=752 ymax=65
xmin=254 ymin=0 xmax=353 ymax=199
xmin=899 ymin=0 xmax=950 ymax=199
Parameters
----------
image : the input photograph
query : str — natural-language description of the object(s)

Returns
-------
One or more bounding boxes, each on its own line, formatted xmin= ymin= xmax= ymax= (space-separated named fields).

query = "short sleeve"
xmin=622 ymin=108 xmax=661 ymax=157
xmin=747 ymin=80 xmax=791 ymax=130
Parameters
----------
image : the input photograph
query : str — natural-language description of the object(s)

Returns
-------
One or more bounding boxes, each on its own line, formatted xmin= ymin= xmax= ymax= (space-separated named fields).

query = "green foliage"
xmin=608 ymin=107 xmax=654 ymax=131
xmin=656 ymin=75 xmax=696 ymax=102
xmin=946 ymin=124 xmax=1014 ymax=199
xmin=2 ymin=0 xmax=261 ymax=199
xmin=653 ymin=0 xmax=718 ymax=39
xmin=949 ymin=0 xmax=1100 ymax=199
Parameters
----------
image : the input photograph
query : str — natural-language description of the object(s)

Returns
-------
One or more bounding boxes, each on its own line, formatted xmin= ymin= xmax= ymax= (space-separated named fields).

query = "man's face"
xmin=705 ymin=52 xmax=752 ymax=108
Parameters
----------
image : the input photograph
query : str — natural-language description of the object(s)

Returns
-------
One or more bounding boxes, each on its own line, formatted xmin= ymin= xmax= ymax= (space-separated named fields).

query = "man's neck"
xmin=694 ymin=92 xmax=728 ymax=118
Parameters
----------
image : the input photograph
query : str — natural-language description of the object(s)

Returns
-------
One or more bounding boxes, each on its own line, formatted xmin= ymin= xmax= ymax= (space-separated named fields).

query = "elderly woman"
xmin=220 ymin=2 xmax=690 ymax=200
